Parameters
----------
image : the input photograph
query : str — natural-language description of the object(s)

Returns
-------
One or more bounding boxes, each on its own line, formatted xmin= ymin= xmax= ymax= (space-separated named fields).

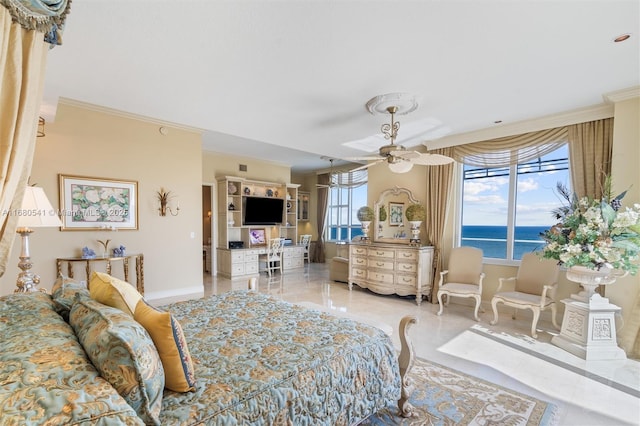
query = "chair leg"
xmin=490 ymin=298 xmax=500 ymax=325
xmin=436 ymin=292 xmax=445 ymax=316
xmin=472 ymin=295 xmax=481 ymax=322
xmin=530 ymin=308 xmax=540 ymax=339
xmin=550 ymin=303 xmax=560 ymax=330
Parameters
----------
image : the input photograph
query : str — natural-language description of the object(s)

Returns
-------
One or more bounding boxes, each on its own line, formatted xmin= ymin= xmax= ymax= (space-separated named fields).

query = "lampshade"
xmin=18 ymin=186 xmax=62 ymax=228
xmin=388 ymin=161 xmax=414 ymax=174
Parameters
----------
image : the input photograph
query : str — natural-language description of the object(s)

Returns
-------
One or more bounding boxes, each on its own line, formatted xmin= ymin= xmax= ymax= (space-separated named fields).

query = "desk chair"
xmin=260 ymin=238 xmax=285 ymax=277
xmin=299 ymin=234 xmax=311 ymax=264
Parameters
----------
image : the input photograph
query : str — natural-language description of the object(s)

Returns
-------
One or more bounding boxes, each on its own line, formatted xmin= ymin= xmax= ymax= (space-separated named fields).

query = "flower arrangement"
xmin=540 ymin=178 xmax=640 ymax=275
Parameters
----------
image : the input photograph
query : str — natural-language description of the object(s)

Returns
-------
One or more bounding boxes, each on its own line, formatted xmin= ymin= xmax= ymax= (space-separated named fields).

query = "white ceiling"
xmin=42 ymin=1 xmax=639 ymax=174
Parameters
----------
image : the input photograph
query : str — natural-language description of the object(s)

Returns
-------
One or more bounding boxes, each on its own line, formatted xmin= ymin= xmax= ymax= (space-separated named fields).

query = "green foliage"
xmin=405 ymin=204 xmax=426 ymax=221
xmin=379 ymin=205 xmax=387 ymax=222
xmin=357 ymin=206 xmax=374 ymax=222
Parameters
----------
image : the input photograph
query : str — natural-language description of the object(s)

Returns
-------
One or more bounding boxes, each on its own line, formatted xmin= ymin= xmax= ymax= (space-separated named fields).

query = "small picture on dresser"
xmin=249 ymin=228 xmax=266 ymax=247
xmin=389 ymin=202 xmax=404 ymax=226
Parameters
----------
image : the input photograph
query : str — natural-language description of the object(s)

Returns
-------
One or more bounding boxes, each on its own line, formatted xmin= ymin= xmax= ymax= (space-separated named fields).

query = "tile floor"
xmin=150 ymin=263 xmax=640 ymax=426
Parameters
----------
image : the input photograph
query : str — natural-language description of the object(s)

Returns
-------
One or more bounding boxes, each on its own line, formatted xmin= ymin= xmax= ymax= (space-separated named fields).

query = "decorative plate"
xmin=244 ymin=187 xmax=250 ymax=195
xmin=228 ymin=183 xmax=237 ymax=195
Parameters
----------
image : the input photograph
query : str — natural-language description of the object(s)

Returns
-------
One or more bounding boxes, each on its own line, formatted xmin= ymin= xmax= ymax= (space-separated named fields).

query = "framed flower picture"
xmin=389 ymin=202 xmax=404 ymax=226
xmin=59 ymin=174 xmax=138 ymax=231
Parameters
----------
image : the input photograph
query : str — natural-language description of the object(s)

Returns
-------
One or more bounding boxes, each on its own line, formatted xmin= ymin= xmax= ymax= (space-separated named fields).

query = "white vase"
xmin=409 ymin=220 xmax=422 ymax=243
xmin=361 ymin=221 xmax=371 ymax=240
xmin=566 ymin=265 xmax=624 ymax=303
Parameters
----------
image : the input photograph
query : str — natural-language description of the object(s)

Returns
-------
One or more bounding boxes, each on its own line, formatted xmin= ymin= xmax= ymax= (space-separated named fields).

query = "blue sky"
xmin=462 ymin=145 xmax=570 ymax=227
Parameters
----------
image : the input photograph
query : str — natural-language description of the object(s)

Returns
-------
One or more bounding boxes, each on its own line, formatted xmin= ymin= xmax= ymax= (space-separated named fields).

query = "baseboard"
xmin=145 ymin=285 xmax=204 ymax=303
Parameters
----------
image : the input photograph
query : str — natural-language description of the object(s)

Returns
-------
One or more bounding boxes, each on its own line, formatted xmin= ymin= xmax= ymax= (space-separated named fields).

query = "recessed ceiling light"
xmin=614 ymin=33 xmax=631 ymax=43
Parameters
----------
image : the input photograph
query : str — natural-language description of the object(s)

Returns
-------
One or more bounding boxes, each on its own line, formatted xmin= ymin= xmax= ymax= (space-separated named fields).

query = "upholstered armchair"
xmin=490 ymin=252 xmax=560 ymax=338
xmin=437 ymin=247 xmax=485 ymax=321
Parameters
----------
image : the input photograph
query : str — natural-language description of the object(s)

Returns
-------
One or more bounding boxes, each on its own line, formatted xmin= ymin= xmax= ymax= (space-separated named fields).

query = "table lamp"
xmin=15 ymin=186 xmax=62 ymax=293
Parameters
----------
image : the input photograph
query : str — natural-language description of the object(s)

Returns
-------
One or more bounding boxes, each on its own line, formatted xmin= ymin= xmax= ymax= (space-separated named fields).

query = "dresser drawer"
xmin=396 ymin=262 xmax=417 ymax=273
xmin=231 ymin=263 xmax=245 ymax=275
xmin=231 ymin=251 xmax=245 ymax=262
xmin=395 ymin=274 xmax=417 ymax=286
xmin=351 ymin=267 xmax=367 ymax=280
xmin=245 ymin=254 xmax=259 ymax=262
xmin=351 ymin=256 xmax=367 ymax=267
xmin=351 ymin=246 xmax=368 ymax=256
xmin=368 ymin=270 xmax=394 ymax=284
xmin=369 ymin=248 xmax=395 ymax=259
xmin=368 ymin=259 xmax=394 ymax=270
xmin=244 ymin=262 xmax=259 ymax=274
xmin=396 ymin=250 xmax=418 ymax=261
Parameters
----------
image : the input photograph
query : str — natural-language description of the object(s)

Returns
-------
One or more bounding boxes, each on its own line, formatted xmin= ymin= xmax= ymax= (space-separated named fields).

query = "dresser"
xmin=348 ymin=242 xmax=434 ymax=305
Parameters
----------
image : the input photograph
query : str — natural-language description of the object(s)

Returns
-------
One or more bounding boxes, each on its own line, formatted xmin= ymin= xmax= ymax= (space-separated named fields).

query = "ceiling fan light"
xmin=388 ymin=161 xmax=414 ymax=173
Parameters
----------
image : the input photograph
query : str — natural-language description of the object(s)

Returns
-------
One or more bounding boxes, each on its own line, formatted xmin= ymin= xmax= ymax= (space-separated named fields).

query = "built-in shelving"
xmin=216 ymin=176 xmax=299 ymax=249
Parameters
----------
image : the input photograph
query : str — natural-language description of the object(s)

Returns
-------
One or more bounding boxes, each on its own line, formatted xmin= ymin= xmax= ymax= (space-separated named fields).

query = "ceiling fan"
xmin=316 ymin=158 xmax=339 ymax=189
xmin=347 ymin=96 xmax=454 ymax=173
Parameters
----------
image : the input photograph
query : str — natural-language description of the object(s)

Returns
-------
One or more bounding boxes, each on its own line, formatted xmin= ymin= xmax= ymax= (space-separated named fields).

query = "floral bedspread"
xmin=159 ymin=291 xmax=400 ymax=425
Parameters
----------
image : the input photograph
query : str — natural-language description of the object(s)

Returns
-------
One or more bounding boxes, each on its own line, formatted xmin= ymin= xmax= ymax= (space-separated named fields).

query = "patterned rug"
xmin=362 ymin=357 xmax=558 ymax=426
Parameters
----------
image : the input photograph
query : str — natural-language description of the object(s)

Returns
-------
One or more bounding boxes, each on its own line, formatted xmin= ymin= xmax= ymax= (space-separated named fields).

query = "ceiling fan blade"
xmin=410 ymin=153 xmax=455 ymax=165
xmin=391 ymin=150 xmax=420 ymax=160
xmin=345 ymin=155 xmax=384 ymax=161
xmin=350 ymin=159 xmax=383 ymax=172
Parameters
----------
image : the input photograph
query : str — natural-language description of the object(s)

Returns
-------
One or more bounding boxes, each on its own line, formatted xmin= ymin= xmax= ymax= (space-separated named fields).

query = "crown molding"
xmin=59 ymin=97 xmax=205 ymax=134
xmin=603 ymin=86 xmax=640 ymax=103
xmin=426 ymin=103 xmax=614 ymax=149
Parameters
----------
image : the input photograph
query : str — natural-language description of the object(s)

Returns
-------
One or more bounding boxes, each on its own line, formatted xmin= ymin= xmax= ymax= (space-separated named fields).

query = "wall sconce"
xmin=37 ymin=116 xmax=45 ymax=138
xmin=157 ymin=188 xmax=180 ymax=216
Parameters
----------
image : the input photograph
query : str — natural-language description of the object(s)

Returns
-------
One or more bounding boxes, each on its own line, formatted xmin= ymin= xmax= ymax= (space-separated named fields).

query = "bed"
xmin=0 ymin=277 xmax=416 ymax=425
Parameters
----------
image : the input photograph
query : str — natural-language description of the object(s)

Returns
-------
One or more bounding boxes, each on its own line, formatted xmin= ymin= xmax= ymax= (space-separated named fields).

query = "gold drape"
xmin=425 ymin=147 xmax=454 ymax=301
xmin=0 ymin=6 xmax=49 ymax=277
xmin=313 ymin=173 xmax=329 ymax=263
xmin=568 ymin=118 xmax=613 ymax=199
xmin=452 ymin=127 xmax=568 ymax=167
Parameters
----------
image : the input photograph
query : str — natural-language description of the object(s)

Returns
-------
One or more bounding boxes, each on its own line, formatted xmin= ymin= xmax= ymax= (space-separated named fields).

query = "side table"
xmin=56 ymin=253 xmax=144 ymax=295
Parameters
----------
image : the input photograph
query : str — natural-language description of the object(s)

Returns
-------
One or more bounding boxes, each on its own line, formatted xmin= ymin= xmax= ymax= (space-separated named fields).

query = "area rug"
xmin=362 ymin=357 xmax=558 ymax=426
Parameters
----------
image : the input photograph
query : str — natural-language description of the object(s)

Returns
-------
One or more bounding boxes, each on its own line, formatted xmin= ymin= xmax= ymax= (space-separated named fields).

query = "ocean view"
xmin=461 ymin=225 xmax=548 ymax=260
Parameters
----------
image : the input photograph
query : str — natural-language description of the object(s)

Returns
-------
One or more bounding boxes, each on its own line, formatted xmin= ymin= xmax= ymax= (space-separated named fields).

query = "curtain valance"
xmin=450 ymin=126 xmax=569 ymax=168
xmin=330 ymin=169 xmax=367 ymax=188
xmin=1 ymin=0 xmax=71 ymax=45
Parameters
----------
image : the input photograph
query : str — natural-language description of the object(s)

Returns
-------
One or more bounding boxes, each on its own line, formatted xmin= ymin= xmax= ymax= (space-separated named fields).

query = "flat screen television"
xmin=243 ymin=196 xmax=284 ymax=225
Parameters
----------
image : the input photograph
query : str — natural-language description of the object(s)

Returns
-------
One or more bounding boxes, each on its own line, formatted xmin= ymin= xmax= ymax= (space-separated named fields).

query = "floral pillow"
xmin=51 ymin=275 xmax=90 ymax=320
xmin=69 ymin=298 xmax=164 ymax=425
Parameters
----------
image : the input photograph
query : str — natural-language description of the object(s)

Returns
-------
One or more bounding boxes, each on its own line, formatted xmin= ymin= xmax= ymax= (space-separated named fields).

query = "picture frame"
xmin=59 ymin=174 xmax=138 ymax=231
xmin=389 ymin=202 xmax=404 ymax=226
xmin=248 ymin=228 xmax=267 ymax=247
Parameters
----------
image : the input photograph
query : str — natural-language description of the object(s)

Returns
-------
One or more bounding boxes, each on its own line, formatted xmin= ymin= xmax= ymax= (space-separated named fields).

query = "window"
xmin=460 ymin=144 xmax=569 ymax=261
xmin=326 ymin=171 xmax=367 ymax=242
